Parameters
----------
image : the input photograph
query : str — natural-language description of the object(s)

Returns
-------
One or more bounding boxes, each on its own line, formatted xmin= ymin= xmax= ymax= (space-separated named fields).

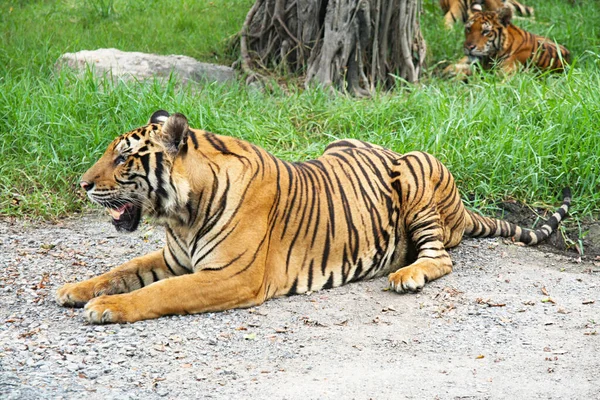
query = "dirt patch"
xmin=491 ymin=200 xmax=600 ymax=260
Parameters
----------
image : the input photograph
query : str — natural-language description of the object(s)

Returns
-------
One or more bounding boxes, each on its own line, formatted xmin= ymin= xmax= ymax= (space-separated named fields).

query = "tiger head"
xmin=80 ymin=111 xmax=191 ymax=232
xmin=463 ymin=7 xmax=512 ymax=59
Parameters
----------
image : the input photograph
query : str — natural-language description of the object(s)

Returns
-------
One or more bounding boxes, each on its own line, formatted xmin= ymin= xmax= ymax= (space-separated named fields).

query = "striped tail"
xmin=507 ymin=0 xmax=534 ymax=17
xmin=464 ymin=188 xmax=571 ymax=245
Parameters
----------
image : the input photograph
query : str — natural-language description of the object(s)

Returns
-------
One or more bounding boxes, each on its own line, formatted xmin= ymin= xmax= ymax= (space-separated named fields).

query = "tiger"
xmin=445 ymin=7 xmax=570 ymax=76
xmin=56 ymin=110 xmax=571 ymax=324
xmin=440 ymin=0 xmax=533 ymax=28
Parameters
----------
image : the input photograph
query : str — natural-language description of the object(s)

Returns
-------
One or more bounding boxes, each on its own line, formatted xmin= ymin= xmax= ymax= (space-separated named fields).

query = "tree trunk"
xmin=240 ymin=0 xmax=426 ymax=95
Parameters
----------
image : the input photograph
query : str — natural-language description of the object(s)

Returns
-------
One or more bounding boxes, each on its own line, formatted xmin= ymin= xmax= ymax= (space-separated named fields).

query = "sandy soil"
xmin=1 ymin=213 xmax=599 ymax=399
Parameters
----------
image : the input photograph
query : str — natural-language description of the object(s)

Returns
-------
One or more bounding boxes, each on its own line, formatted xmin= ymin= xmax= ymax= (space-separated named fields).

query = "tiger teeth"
xmin=109 ymin=208 xmax=124 ymax=220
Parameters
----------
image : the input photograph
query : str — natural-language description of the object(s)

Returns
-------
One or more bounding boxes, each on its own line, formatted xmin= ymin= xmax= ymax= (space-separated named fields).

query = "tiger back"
xmin=440 ymin=0 xmax=533 ymax=28
xmin=56 ymin=111 xmax=570 ymax=324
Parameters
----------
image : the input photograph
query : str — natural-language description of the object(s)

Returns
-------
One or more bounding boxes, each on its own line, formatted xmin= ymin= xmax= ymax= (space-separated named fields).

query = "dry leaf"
xmin=300 ymin=316 xmax=327 ymax=327
xmin=476 ymin=298 xmax=506 ymax=307
xmin=18 ymin=328 xmax=40 ymax=338
xmin=35 ymin=273 xmax=50 ymax=290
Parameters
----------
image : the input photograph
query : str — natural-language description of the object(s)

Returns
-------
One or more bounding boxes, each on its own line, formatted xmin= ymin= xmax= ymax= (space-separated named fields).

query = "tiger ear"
xmin=149 ymin=110 xmax=170 ymax=124
xmin=157 ymin=113 xmax=189 ymax=156
xmin=470 ymin=0 xmax=483 ymax=12
xmin=497 ymin=6 xmax=512 ymax=26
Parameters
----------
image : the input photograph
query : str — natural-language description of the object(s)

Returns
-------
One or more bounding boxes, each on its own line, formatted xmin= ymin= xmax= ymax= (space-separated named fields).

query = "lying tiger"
xmin=56 ymin=111 xmax=570 ymax=324
xmin=440 ymin=0 xmax=533 ymax=28
xmin=445 ymin=7 xmax=570 ymax=76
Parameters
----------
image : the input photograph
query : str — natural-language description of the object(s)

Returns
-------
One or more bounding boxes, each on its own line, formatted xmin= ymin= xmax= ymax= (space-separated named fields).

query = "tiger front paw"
xmin=56 ymin=278 xmax=118 ymax=308
xmin=388 ymin=266 xmax=427 ymax=293
xmin=56 ymin=281 xmax=97 ymax=308
xmin=84 ymin=295 xmax=139 ymax=324
xmin=443 ymin=62 xmax=472 ymax=79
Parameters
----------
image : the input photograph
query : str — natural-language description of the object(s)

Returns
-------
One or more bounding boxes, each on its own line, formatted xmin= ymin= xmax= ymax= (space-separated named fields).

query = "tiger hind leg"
xmin=388 ymin=210 xmax=453 ymax=293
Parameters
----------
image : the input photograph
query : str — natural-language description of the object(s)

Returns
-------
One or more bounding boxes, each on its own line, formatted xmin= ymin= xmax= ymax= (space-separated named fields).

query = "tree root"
xmin=240 ymin=0 xmax=425 ymax=94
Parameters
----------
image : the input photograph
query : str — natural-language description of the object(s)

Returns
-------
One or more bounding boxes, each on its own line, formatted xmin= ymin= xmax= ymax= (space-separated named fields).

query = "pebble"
xmin=86 ymin=371 xmax=99 ymax=379
xmin=65 ymin=363 xmax=80 ymax=372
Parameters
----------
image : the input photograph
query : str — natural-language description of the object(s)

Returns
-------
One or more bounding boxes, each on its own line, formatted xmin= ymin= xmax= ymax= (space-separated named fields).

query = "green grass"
xmin=0 ymin=0 xmax=253 ymax=72
xmin=1 ymin=0 xmax=599 ymax=221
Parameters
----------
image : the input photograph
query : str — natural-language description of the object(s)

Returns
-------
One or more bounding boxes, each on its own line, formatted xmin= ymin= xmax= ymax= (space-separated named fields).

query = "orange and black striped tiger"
xmin=447 ymin=7 xmax=570 ymax=76
xmin=440 ymin=0 xmax=533 ymax=28
xmin=56 ymin=111 xmax=570 ymax=324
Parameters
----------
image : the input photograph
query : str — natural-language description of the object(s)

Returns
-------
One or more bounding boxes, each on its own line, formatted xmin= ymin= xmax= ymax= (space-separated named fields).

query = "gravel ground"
xmin=1 ymin=212 xmax=599 ymax=399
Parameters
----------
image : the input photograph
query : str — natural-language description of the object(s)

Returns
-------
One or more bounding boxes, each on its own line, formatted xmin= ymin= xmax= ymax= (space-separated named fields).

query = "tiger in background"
xmin=445 ymin=7 xmax=570 ymax=76
xmin=56 ymin=111 xmax=571 ymax=324
xmin=440 ymin=0 xmax=533 ymax=28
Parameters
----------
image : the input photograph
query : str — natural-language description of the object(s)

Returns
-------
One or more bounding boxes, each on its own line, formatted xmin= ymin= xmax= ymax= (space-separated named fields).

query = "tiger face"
xmin=463 ymin=8 xmax=511 ymax=59
xmin=80 ymin=110 xmax=186 ymax=232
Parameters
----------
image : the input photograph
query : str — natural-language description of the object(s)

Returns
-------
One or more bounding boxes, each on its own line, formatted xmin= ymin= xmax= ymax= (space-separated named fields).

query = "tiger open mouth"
xmin=108 ymin=203 xmax=142 ymax=232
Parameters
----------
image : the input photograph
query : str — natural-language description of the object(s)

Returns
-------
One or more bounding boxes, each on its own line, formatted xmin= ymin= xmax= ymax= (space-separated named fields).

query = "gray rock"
xmin=55 ymin=48 xmax=236 ymax=84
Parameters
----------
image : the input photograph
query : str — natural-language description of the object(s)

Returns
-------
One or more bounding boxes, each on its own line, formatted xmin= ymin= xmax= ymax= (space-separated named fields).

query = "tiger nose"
xmin=80 ymin=180 xmax=94 ymax=192
xmin=465 ymin=44 xmax=476 ymax=51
